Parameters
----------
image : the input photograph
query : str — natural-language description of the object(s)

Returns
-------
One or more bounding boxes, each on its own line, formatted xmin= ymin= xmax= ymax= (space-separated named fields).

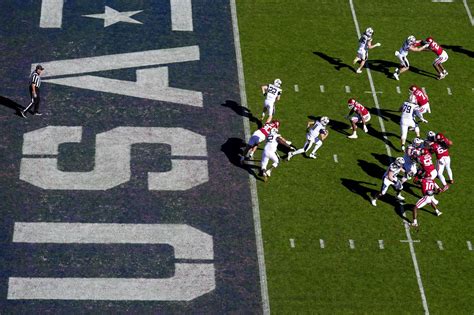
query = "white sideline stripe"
xmin=294 ymin=84 xmax=299 ymax=92
xmin=463 ymin=0 xmax=474 ymax=25
xmin=349 ymin=1 xmax=429 ymax=314
xmin=333 ymin=154 xmax=338 ymax=163
xmin=345 ymin=85 xmax=351 ymax=93
xmin=349 ymin=239 xmax=355 ymax=249
xmin=319 ymin=239 xmax=325 ymax=249
xmin=230 ymin=1 xmax=269 ymax=314
xmin=320 ymin=85 xmax=325 ymax=93
xmin=379 ymin=240 xmax=384 ymax=249
xmin=289 ymin=239 xmax=295 ymax=248
xmin=396 ymin=86 xmax=401 ymax=94
xmin=40 ymin=0 xmax=64 ymax=28
xmin=467 ymin=241 xmax=473 ymax=251
xmin=447 ymin=87 xmax=452 ymax=95
xmin=437 ymin=240 xmax=444 ymax=250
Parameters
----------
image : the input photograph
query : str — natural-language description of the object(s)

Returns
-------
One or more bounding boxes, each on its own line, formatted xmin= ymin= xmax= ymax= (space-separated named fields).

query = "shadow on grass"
xmin=312 ymin=51 xmax=354 ymax=72
xmin=442 ymin=44 xmax=474 ymax=58
xmin=367 ymin=59 xmax=438 ymax=80
xmin=221 ymin=137 xmax=264 ymax=181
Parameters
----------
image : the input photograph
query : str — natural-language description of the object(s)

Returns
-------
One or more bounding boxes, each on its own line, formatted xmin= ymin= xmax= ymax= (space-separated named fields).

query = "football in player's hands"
xmin=320 ymin=129 xmax=328 ymax=135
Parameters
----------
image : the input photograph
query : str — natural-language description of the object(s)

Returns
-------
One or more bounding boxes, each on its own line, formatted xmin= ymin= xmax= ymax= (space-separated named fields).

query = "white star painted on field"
xmin=83 ymin=6 xmax=143 ymax=27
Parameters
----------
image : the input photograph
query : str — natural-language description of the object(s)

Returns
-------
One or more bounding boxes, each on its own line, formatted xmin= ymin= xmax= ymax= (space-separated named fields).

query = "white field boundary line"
xmin=230 ymin=1 xmax=270 ymax=314
xmin=463 ymin=0 xmax=474 ymax=25
xmin=349 ymin=1 xmax=430 ymax=314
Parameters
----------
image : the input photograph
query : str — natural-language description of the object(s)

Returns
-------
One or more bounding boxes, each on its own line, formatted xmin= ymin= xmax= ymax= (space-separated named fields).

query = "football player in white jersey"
xmin=371 ymin=157 xmax=406 ymax=206
xmin=393 ymin=35 xmax=425 ymax=80
xmin=401 ymin=137 xmax=423 ymax=184
xmin=399 ymin=101 xmax=423 ymax=151
xmin=261 ymin=79 xmax=282 ymax=123
xmin=353 ymin=27 xmax=381 ymax=74
xmin=287 ymin=116 xmax=329 ymax=160
xmin=260 ymin=128 xmax=292 ymax=182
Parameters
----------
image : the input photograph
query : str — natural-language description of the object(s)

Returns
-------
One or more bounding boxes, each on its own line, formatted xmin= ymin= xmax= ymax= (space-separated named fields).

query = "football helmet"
xmin=273 ymin=120 xmax=280 ymax=129
xmin=426 ymin=37 xmax=433 ymax=43
xmin=274 ymin=78 xmax=282 ymax=87
xmin=426 ymin=130 xmax=436 ymax=140
xmin=365 ymin=27 xmax=374 ymax=36
xmin=347 ymin=98 xmax=356 ymax=109
xmin=421 ymin=148 xmax=430 ymax=156
xmin=407 ymin=35 xmax=416 ymax=44
xmin=395 ymin=157 xmax=405 ymax=166
xmin=320 ymin=116 xmax=330 ymax=126
xmin=409 ymin=85 xmax=417 ymax=93
xmin=413 ymin=137 xmax=423 ymax=147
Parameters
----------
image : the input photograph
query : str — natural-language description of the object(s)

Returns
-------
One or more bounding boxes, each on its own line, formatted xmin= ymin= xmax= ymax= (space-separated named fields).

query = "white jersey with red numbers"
xmin=427 ymin=39 xmax=444 ymax=56
xmin=418 ymin=152 xmax=437 ymax=179
xmin=260 ymin=122 xmax=278 ymax=137
xmin=411 ymin=87 xmax=429 ymax=106
xmin=431 ymin=142 xmax=450 ymax=159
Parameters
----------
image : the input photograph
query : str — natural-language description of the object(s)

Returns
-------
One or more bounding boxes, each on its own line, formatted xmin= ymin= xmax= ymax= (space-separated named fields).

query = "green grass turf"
xmin=237 ymin=0 xmax=474 ymax=313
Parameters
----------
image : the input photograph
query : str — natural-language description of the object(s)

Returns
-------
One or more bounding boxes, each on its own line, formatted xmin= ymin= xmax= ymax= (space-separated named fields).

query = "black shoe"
xmin=19 ymin=111 xmax=26 ymax=118
xmin=33 ymin=112 xmax=43 ymax=116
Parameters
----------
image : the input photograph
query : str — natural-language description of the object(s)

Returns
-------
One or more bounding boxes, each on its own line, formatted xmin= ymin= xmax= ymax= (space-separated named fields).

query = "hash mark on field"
xmin=396 ymin=86 xmax=401 ymax=94
xmin=294 ymin=84 xmax=299 ymax=92
xmin=349 ymin=239 xmax=355 ymax=249
xmin=290 ymin=238 xmax=295 ymax=248
xmin=333 ymin=154 xmax=338 ymax=163
xmin=345 ymin=85 xmax=351 ymax=93
xmin=447 ymin=87 xmax=452 ymax=95
xmin=437 ymin=240 xmax=444 ymax=250
xmin=320 ymin=85 xmax=325 ymax=93
xmin=379 ymin=240 xmax=385 ymax=249
xmin=467 ymin=241 xmax=473 ymax=251
xmin=319 ymin=239 xmax=325 ymax=249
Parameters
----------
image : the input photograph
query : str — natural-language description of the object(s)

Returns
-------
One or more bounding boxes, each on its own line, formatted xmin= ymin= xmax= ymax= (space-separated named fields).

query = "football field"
xmin=236 ymin=0 xmax=474 ymax=313
xmin=0 ymin=0 xmax=473 ymax=313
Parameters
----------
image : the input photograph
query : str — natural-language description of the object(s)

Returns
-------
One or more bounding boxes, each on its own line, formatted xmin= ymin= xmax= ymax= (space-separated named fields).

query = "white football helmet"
xmin=426 ymin=130 xmax=436 ymax=140
xmin=320 ymin=116 xmax=330 ymax=126
xmin=407 ymin=35 xmax=416 ymax=44
xmin=395 ymin=157 xmax=405 ymax=166
xmin=413 ymin=137 xmax=423 ymax=147
xmin=365 ymin=27 xmax=374 ymax=36
xmin=274 ymin=78 xmax=282 ymax=87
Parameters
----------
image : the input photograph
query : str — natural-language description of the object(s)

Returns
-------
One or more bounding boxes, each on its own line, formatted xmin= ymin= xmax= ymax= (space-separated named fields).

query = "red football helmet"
xmin=421 ymin=148 xmax=431 ymax=156
xmin=426 ymin=37 xmax=433 ymax=43
xmin=409 ymin=85 xmax=418 ymax=92
xmin=348 ymin=98 xmax=356 ymax=109
xmin=273 ymin=120 xmax=280 ymax=129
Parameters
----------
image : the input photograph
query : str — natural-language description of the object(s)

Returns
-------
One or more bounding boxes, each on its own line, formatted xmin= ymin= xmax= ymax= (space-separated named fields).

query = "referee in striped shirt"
xmin=20 ymin=64 xmax=44 ymax=118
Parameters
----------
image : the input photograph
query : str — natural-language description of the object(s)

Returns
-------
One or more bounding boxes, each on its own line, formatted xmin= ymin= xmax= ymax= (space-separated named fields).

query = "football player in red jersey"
xmin=431 ymin=133 xmax=454 ymax=190
xmin=411 ymin=175 xmax=443 ymax=228
xmin=409 ymin=85 xmax=431 ymax=117
xmin=241 ymin=120 xmax=280 ymax=163
xmin=346 ymin=98 xmax=371 ymax=139
xmin=420 ymin=37 xmax=449 ymax=79
xmin=417 ymin=147 xmax=437 ymax=180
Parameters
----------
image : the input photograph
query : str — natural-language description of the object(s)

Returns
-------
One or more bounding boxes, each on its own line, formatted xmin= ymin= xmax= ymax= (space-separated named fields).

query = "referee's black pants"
xmin=25 ymin=88 xmax=40 ymax=113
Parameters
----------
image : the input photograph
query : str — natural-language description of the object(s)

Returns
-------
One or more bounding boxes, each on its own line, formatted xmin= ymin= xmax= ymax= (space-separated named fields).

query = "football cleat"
xmin=287 ymin=152 xmax=293 ymax=161
xmin=309 ymin=153 xmax=317 ymax=159
xmin=396 ymin=193 xmax=405 ymax=201
xmin=393 ymin=72 xmax=399 ymax=81
xmin=274 ymin=78 xmax=282 ymax=87
xmin=436 ymin=210 xmax=443 ymax=216
xmin=356 ymin=69 xmax=363 ymax=74
xmin=363 ymin=125 xmax=368 ymax=133
xmin=347 ymin=133 xmax=358 ymax=139
xmin=370 ymin=198 xmax=377 ymax=207
xmin=401 ymin=145 xmax=405 ymax=152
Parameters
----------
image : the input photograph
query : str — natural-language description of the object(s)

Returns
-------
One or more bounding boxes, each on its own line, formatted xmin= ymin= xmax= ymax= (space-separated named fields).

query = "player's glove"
xmin=374 ymin=42 xmax=381 ymax=47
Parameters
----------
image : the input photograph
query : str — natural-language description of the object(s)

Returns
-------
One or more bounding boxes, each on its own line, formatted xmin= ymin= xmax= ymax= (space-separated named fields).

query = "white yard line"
xmin=230 ymin=1 xmax=270 ymax=313
xmin=463 ymin=0 xmax=474 ymax=25
xmin=290 ymin=239 xmax=295 ymax=248
xmin=422 ymin=87 xmax=427 ymax=94
xmin=432 ymin=0 xmax=454 ymax=2
xmin=349 ymin=1 xmax=429 ymax=313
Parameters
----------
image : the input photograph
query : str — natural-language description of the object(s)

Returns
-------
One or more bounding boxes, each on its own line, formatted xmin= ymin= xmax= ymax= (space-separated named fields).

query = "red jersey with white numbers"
xmin=259 ymin=122 xmax=278 ymax=137
xmin=418 ymin=152 xmax=435 ymax=173
xmin=421 ymin=178 xmax=439 ymax=196
xmin=412 ymin=86 xmax=429 ymax=106
xmin=427 ymin=39 xmax=443 ymax=56
xmin=431 ymin=142 xmax=450 ymax=159
xmin=354 ymin=102 xmax=369 ymax=116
